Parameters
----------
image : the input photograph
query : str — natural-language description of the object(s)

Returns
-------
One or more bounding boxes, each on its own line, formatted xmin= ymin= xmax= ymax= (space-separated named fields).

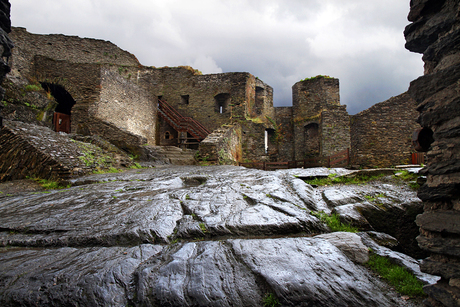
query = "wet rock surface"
xmin=0 ymin=166 xmax=434 ymax=306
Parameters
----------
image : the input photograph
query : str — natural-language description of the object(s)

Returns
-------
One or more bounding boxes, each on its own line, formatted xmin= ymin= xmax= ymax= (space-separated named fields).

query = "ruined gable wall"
xmin=350 ymin=92 xmax=419 ymax=168
xmin=9 ymin=27 xmax=139 ymax=84
xmin=292 ymin=77 xmax=341 ymax=160
xmin=405 ymin=0 xmax=460 ymax=305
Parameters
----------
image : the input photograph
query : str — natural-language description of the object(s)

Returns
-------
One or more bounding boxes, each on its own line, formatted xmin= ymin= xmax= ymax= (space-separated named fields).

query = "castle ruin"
xmin=2 ymin=27 xmax=420 ymax=170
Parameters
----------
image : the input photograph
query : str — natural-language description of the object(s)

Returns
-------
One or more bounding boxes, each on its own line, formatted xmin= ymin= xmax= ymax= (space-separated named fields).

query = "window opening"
xmin=214 ymin=93 xmax=231 ymax=114
xmin=181 ymin=95 xmax=189 ymax=105
xmin=265 ymin=130 xmax=268 ymax=153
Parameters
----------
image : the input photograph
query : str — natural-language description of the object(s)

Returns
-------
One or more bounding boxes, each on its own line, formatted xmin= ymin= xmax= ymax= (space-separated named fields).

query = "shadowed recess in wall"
xmin=40 ymin=82 xmax=75 ymax=115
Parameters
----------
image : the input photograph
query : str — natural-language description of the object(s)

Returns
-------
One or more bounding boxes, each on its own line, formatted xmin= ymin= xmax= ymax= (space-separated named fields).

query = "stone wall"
xmin=0 ymin=120 xmax=89 ymax=182
xmin=404 ymin=0 xmax=460 ymax=306
xmin=292 ymin=76 xmax=341 ymax=160
xmin=321 ymin=105 xmax=350 ymax=157
xmin=0 ymin=120 xmax=135 ymax=182
xmin=240 ymin=121 xmax=268 ymax=162
xmin=9 ymin=26 xmax=139 ymax=85
xmin=350 ymin=92 xmax=419 ymax=168
xmin=138 ymin=67 xmax=274 ymax=133
xmin=31 ymin=56 xmax=101 ymax=133
xmin=94 ymin=68 xmax=156 ymax=144
xmin=275 ymin=106 xmax=294 ymax=161
xmin=199 ymin=124 xmax=242 ymax=163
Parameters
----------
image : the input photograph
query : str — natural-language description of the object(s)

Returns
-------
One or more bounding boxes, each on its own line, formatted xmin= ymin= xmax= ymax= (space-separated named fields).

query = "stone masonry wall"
xmin=0 ymin=120 xmax=89 ymax=182
xmin=94 ymin=68 xmax=156 ymax=144
xmin=275 ymin=107 xmax=294 ymax=161
xmin=405 ymin=0 xmax=460 ymax=306
xmin=138 ymin=67 xmax=263 ymax=132
xmin=9 ymin=26 xmax=139 ymax=85
xmin=350 ymin=92 xmax=419 ymax=168
xmin=199 ymin=124 xmax=242 ymax=163
xmin=31 ymin=56 xmax=101 ymax=134
xmin=321 ymin=105 xmax=350 ymax=157
xmin=240 ymin=121 xmax=268 ymax=162
xmin=292 ymin=76 xmax=341 ymax=160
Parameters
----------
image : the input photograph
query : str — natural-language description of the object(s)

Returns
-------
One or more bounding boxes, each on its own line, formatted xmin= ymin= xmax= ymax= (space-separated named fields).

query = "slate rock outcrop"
xmin=0 ymin=0 xmax=12 ymax=127
xmin=0 ymin=166 xmax=437 ymax=306
xmin=405 ymin=0 xmax=460 ymax=305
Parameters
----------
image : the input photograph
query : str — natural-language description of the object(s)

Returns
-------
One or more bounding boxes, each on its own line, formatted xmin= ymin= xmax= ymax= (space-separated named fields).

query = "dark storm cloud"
xmin=11 ymin=0 xmax=422 ymax=114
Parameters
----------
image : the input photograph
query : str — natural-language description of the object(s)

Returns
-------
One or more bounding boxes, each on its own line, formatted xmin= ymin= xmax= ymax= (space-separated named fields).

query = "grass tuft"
xmin=304 ymin=173 xmax=388 ymax=186
xmin=365 ymin=253 xmax=425 ymax=297
xmin=262 ymin=293 xmax=280 ymax=307
xmin=311 ymin=211 xmax=358 ymax=232
xmin=394 ymin=170 xmax=420 ymax=190
xmin=31 ymin=178 xmax=70 ymax=190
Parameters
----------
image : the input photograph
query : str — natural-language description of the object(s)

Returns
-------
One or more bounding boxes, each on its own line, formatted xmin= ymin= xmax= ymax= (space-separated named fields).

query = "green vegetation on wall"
xmin=300 ymin=75 xmax=333 ymax=82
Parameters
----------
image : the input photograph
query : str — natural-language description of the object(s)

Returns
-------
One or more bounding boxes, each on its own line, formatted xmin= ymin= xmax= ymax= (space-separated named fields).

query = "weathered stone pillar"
xmin=405 ymin=0 xmax=460 ymax=306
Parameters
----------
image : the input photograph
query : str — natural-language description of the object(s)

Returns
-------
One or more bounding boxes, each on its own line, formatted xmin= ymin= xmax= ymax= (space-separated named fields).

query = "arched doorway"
xmin=304 ymin=123 xmax=320 ymax=157
xmin=40 ymin=83 xmax=76 ymax=133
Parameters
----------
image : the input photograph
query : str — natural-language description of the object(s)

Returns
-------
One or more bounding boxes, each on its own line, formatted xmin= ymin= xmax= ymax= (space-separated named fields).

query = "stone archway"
xmin=40 ymin=82 xmax=76 ymax=133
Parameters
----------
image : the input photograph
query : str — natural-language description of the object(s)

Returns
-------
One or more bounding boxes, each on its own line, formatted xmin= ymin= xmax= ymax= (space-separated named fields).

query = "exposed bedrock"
xmin=0 ymin=166 xmax=437 ymax=306
xmin=405 ymin=0 xmax=460 ymax=306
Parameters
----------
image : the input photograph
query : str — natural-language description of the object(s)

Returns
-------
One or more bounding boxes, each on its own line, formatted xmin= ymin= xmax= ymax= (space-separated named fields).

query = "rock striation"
xmin=405 ymin=0 xmax=460 ymax=306
xmin=0 ymin=166 xmax=438 ymax=306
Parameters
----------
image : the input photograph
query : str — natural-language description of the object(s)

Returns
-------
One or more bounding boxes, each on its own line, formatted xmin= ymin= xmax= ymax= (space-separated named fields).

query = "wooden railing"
xmin=158 ymin=99 xmax=211 ymax=141
xmin=239 ymin=148 xmax=350 ymax=170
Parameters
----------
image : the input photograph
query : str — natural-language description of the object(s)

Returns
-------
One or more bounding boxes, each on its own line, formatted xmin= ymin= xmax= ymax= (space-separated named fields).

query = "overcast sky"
xmin=11 ymin=0 xmax=422 ymax=114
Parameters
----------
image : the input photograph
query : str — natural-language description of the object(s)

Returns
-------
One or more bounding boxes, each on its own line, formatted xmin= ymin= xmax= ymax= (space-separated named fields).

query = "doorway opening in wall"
xmin=304 ymin=123 xmax=320 ymax=157
xmin=214 ymin=93 xmax=230 ymax=114
xmin=40 ymin=82 xmax=76 ymax=133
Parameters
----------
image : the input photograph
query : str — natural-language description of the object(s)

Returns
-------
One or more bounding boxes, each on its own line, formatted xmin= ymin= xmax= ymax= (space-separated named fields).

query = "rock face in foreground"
xmin=0 ymin=166 xmax=433 ymax=306
xmin=405 ymin=0 xmax=460 ymax=306
xmin=0 ymin=0 xmax=13 ymax=127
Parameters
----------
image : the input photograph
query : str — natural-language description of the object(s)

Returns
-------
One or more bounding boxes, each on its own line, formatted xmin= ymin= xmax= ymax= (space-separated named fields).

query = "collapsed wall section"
xmin=0 ymin=120 xmax=88 ymax=182
xmin=350 ymin=92 xmax=419 ymax=168
xmin=199 ymin=124 xmax=242 ymax=164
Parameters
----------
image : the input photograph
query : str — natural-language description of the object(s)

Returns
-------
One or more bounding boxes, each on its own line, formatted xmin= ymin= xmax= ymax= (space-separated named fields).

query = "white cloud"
xmin=10 ymin=0 xmax=422 ymax=114
xmin=187 ymin=55 xmax=223 ymax=74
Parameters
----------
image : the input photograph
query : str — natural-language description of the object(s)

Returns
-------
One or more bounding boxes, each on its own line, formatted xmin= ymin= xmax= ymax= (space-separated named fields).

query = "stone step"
xmin=144 ymin=145 xmax=197 ymax=165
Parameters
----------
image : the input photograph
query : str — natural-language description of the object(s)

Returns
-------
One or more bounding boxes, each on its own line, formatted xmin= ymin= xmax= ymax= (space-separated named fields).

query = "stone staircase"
xmin=144 ymin=146 xmax=197 ymax=166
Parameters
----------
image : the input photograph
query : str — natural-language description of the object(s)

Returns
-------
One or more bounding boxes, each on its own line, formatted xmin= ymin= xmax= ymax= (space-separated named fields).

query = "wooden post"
xmin=263 ymin=162 xmax=266 ymax=171
xmin=347 ymin=148 xmax=350 ymax=165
